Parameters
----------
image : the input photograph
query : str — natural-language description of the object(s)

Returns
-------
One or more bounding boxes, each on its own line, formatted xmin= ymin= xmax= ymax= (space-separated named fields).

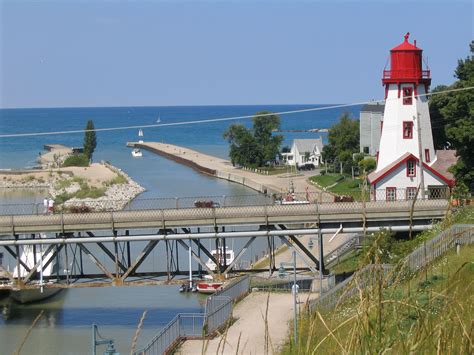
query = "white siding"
xmin=377 ymin=84 xmax=436 ymax=172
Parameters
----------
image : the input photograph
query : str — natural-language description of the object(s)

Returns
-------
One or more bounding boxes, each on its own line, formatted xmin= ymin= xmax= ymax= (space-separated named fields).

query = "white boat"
xmin=205 ymin=247 xmax=235 ymax=272
xmin=156 ymin=115 xmax=161 ymax=123
xmin=196 ymin=281 xmax=224 ymax=294
xmin=10 ymin=234 xmax=62 ymax=303
xmin=132 ymin=148 xmax=143 ymax=157
xmin=138 ymin=129 xmax=144 ymax=143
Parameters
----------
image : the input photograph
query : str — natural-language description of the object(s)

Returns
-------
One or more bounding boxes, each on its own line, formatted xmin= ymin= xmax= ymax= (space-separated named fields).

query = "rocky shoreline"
xmin=0 ymin=162 xmax=145 ymax=212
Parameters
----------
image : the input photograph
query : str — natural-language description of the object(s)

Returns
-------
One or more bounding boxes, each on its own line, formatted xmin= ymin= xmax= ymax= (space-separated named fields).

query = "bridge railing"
xmin=0 ymin=189 xmax=451 ymax=216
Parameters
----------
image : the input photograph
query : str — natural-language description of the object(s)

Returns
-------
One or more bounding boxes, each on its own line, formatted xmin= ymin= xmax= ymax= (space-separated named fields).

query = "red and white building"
xmin=367 ymin=33 xmax=456 ymax=201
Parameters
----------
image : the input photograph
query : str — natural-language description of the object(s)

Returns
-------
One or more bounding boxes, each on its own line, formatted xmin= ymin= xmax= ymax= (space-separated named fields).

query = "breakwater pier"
xmin=127 ymin=141 xmax=333 ymax=201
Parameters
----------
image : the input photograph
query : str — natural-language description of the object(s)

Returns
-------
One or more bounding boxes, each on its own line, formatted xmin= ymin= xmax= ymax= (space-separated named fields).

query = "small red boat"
xmin=196 ymin=282 xmax=224 ymax=294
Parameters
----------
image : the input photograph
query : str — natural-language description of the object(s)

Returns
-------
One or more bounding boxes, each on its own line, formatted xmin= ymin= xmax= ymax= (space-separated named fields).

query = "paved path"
xmin=177 ymin=232 xmax=351 ymax=355
xmin=177 ymin=292 xmax=314 ymax=355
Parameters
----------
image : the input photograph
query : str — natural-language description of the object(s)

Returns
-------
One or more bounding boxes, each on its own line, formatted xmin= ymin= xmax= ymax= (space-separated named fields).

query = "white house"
xmin=284 ymin=138 xmax=324 ymax=168
xmin=367 ymin=33 xmax=456 ymax=200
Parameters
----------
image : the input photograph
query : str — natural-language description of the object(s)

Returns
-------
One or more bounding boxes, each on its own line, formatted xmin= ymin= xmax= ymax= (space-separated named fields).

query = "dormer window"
xmin=403 ymin=121 xmax=413 ymax=139
xmin=407 ymin=159 xmax=416 ymax=177
xmin=403 ymin=87 xmax=413 ymax=105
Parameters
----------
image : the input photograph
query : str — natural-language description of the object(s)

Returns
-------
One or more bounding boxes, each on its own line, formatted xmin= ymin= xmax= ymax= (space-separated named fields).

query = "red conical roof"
xmin=391 ymin=32 xmax=421 ymax=51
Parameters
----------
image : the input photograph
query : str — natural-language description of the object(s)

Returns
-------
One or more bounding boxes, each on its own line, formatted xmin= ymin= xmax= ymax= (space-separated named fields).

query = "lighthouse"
xmin=367 ymin=33 xmax=455 ymax=200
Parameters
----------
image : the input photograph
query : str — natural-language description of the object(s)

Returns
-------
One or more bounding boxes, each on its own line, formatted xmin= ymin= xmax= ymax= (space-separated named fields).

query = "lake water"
xmin=0 ymin=104 xmax=361 ymax=354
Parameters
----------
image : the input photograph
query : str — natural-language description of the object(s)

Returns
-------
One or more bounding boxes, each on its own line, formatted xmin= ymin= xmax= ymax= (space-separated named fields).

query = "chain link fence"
xmin=0 ymin=188 xmax=451 ymax=216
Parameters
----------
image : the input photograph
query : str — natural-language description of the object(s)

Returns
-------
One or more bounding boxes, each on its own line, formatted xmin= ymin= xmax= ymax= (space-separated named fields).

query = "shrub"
xmin=62 ymin=154 xmax=89 ymax=167
xmin=104 ymin=174 xmax=127 ymax=186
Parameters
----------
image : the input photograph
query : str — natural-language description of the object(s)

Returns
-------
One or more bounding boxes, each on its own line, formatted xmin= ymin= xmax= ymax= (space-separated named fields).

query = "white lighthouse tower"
xmin=368 ymin=33 xmax=454 ymax=200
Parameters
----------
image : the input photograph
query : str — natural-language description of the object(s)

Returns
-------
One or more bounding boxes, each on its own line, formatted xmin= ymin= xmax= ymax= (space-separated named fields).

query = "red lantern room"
xmin=382 ymin=33 xmax=431 ymax=87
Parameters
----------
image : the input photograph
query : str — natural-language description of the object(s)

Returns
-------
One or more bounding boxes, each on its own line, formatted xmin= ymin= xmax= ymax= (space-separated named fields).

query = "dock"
xmin=127 ymin=141 xmax=331 ymax=199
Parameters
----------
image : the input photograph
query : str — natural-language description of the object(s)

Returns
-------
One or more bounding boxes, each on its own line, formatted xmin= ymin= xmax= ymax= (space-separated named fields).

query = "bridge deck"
xmin=0 ymin=200 xmax=448 ymax=235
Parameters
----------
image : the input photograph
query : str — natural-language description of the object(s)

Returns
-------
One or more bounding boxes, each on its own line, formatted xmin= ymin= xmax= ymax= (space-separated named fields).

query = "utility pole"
xmin=415 ymin=112 xmax=425 ymax=199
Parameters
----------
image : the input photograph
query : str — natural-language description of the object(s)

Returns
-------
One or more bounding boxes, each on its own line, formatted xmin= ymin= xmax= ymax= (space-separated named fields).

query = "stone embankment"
xmin=130 ymin=141 xmax=333 ymax=201
xmin=0 ymin=147 xmax=145 ymax=212
xmin=63 ymin=164 xmax=145 ymax=211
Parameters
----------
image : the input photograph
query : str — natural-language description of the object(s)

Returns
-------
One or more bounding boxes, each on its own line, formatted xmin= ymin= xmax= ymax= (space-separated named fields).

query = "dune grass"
xmin=282 ymin=245 xmax=473 ymax=354
xmin=282 ymin=207 xmax=474 ymax=354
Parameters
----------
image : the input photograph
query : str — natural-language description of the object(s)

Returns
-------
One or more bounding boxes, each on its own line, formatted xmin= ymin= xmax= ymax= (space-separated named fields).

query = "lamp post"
xmin=278 ymin=251 xmax=298 ymax=346
xmin=92 ymin=324 xmax=119 ymax=355
xmin=308 ymin=232 xmax=324 ymax=294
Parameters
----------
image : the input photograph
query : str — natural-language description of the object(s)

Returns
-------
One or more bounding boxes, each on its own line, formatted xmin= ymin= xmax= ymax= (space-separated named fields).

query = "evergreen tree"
xmin=83 ymin=120 xmax=97 ymax=162
xmin=428 ymin=41 xmax=473 ymax=191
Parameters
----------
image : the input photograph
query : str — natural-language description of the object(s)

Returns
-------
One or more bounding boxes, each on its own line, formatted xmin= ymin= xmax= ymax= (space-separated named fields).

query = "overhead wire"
xmin=0 ymin=86 xmax=472 ymax=139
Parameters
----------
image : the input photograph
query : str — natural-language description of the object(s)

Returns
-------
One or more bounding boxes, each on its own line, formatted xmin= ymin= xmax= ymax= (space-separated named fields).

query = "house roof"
xmin=367 ymin=152 xmax=455 ymax=187
xmin=360 ymin=103 xmax=385 ymax=114
xmin=431 ymin=150 xmax=458 ymax=181
xmin=293 ymin=138 xmax=323 ymax=154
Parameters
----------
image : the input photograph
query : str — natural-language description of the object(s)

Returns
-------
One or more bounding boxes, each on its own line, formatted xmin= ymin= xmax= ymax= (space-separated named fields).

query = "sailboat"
xmin=156 ymin=115 xmax=161 ymax=123
xmin=10 ymin=233 xmax=62 ymax=303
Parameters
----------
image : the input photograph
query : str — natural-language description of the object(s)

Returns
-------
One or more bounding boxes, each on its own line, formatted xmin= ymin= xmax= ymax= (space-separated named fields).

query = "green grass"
xmin=330 ymin=206 xmax=474 ymax=275
xmin=103 ymin=173 xmax=128 ymax=186
xmin=281 ymin=207 xmax=474 ymax=354
xmin=310 ymin=174 xmax=365 ymax=200
xmin=310 ymin=174 xmax=344 ymax=188
xmin=282 ymin=245 xmax=474 ymax=355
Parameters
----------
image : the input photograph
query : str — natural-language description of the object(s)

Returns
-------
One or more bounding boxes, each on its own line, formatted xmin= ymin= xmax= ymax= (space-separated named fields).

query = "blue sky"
xmin=0 ymin=0 xmax=472 ymax=108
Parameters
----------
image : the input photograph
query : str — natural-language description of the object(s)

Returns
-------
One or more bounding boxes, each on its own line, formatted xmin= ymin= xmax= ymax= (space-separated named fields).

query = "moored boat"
xmin=132 ymin=148 xmax=143 ymax=157
xmin=196 ymin=281 xmax=224 ymax=294
xmin=10 ymin=233 xmax=62 ymax=303
xmin=205 ymin=247 xmax=235 ymax=272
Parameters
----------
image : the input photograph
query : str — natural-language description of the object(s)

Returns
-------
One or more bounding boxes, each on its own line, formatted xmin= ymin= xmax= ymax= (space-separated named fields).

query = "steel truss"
xmin=0 ymin=224 xmax=328 ymax=290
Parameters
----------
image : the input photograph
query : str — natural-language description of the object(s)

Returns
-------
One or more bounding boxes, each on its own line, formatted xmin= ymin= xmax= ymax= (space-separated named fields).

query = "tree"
xmin=428 ymin=41 xmax=474 ymax=190
xmin=322 ymin=113 xmax=360 ymax=173
xmin=223 ymin=111 xmax=283 ymax=167
xmin=83 ymin=120 xmax=97 ymax=162
xmin=428 ymin=85 xmax=450 ymax=149
xmin=358 ymin=157 xmax=376 ymax=174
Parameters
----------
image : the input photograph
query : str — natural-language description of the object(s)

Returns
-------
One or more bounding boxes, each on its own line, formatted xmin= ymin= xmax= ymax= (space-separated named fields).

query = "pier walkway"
xmin=128 ymin=141 xmax=334 ymax=202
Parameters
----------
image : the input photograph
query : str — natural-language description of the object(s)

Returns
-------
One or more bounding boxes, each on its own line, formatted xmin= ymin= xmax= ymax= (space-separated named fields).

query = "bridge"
xmin=0 ymin=195 xmax=449 ymax=291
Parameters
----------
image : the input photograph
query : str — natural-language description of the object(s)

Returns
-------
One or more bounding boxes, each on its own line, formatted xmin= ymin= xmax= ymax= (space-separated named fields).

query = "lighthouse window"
xmin=403 ymin=121 xmax=413 ymax=139
xmin=407 ymin=159 xmax=416 ymax=177
xmin=425 ymin=149 xmax=431 ymax=162
xmin=403 ymin=87 xmax=413 ymax=105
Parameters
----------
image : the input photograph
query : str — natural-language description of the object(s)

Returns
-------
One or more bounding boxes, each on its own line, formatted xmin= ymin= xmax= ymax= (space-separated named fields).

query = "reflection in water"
xmin=0 ymin=290 xmax=65 ymax=325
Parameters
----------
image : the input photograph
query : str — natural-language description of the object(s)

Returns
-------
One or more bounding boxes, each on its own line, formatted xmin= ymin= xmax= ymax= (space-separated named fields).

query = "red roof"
xmin=431 ymin=150 xmax=458 ymax=181
xmin=368 ymin=153 xmax=455 ymax=187
xmin=391 ymin=33 xmax=421 ymax=52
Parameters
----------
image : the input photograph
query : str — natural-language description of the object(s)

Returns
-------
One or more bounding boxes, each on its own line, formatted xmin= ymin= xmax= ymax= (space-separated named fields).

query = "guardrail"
xmin=135 ymin=313 xmax=205 ymax=355
xmin=213 ymin=274 xmax=250 ymax=300
xmin=308 ymin=264 xmax=393 ymax=312
xmin=324 ymin=234 xmax=364 ymax=268
xmin=0 ymin=188 xmax=452 ymax=216
xmin=135 ymin=275 xmax=251 ymax=355
xmin=308 ymin=224 xmax=474 ymax=313
xmin=0 ymin=199 xmax=449 ymax=235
